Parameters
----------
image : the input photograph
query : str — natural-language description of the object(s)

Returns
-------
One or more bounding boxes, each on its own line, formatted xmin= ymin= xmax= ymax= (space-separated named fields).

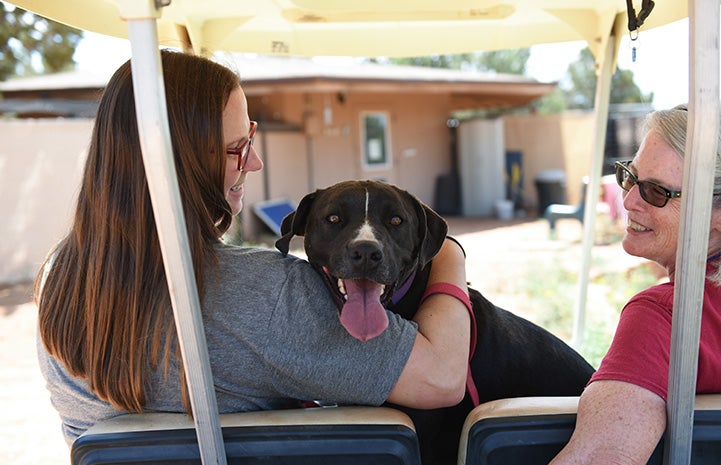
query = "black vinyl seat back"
xmin=463 ymin=411 xmax=576 ymax=464
xmin=71 ymin=407 xmax=421 ymax=465
xmin=460 ymin=395 xmax=721 ymax=465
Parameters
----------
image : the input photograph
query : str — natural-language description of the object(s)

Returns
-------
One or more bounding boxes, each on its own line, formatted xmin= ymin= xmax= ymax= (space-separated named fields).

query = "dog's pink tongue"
xmin=340 ymin=279 xmax=389 ymax=341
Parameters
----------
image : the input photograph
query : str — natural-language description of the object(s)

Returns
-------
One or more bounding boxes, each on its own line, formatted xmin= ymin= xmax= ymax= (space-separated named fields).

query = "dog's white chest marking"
xmin=351 ymin=189 xmax=379 ymax=243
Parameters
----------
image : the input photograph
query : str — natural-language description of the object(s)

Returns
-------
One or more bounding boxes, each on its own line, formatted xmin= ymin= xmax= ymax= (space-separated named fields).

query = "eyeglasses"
xmin=226 ymin=121 xmax=257 ymax=171
xmin=614 ymin=160 xmax=681 ymax=208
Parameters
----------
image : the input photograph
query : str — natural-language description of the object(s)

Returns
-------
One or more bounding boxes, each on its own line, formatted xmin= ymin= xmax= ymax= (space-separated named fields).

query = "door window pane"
xmin=362 ymin=112 xmax=391 ymax=169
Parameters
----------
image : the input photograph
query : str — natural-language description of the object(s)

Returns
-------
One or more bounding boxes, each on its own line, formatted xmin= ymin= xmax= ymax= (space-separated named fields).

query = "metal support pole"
xmin=664 ymin=0 xmax=720 ymax=462
xmin=571 ymin=33 xmax=616 ymax=349
xmin=121 ymin=1 xmax=227 ymax=463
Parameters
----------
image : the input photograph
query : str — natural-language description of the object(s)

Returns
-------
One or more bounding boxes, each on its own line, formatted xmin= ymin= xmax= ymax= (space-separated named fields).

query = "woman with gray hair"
xmin=551 ymin=104 xmax=721 ymax=464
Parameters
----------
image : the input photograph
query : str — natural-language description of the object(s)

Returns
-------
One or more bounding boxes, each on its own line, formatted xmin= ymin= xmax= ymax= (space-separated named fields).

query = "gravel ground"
xmin=0 ymin=282 xmax=68 ymax=465
xmin=0 ymin=215 xmax=646 ymax=465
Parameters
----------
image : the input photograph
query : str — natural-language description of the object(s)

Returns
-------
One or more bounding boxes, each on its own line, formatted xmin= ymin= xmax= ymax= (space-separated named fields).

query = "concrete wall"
xmin=248 ymin=90 xmax=455 ymax=206
xmin=504 ymin=111 xmax=595 ymax=206
xmin=0 ymin=111 xmax=595 ymax=284
xmin=0 ymin=119 xmax=92 ymax=285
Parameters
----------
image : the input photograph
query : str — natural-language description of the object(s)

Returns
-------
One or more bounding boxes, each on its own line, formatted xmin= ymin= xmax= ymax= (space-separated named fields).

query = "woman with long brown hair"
xmin=36 ymin=50 xmax=471 ymax=445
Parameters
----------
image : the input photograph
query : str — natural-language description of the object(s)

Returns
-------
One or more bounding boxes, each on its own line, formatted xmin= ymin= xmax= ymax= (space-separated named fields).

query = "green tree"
xmin=560 ymin=47 xmax=653 ymax=110
xmin=380 ymin=49 xmax=552 ymax=117
xmin=387 ymin=54 xmax=474 ymax=69
xmin=380 ymin=48 xmax=530 ymax=75
xmin=476 ymin=49 xmax=530 ymax=75
xmin=532 ymin=88 xmax=567 ymax=114
xmin=0 ymin=1 xmax=83 ymax=81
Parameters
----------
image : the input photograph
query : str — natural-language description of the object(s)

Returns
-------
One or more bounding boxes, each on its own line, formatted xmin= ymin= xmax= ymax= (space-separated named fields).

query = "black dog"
xmin=276 ymin=180 xmax=594 ymax=465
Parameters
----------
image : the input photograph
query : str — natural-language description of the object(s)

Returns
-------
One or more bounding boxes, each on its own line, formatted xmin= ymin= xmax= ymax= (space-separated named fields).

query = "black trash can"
xmin=534 ymin=170 xmax=567 ymax=217
xmin=434 ymin=173 xmax=461 ymax=215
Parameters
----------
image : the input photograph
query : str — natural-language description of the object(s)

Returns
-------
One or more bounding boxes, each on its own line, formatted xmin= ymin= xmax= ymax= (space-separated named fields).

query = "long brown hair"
xmin=36 ymin=50 xmax=240 ymax=413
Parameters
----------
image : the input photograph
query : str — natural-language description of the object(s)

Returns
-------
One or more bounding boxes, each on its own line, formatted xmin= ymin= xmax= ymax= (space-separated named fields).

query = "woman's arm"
xmin=386 ymin=238 xmax=471 ymax=408
xmin=550 ymin=380 xmax=666 ymax=465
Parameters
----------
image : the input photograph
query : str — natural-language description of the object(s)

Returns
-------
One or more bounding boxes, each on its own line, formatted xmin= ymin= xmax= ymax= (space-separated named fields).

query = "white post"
xmin=664 ymin=0 xmax=720 ymax=463
xmin=571 ymin=32 xmax=616 ymax=349
xmin=119 ymin=1 xmax=227 ymax=464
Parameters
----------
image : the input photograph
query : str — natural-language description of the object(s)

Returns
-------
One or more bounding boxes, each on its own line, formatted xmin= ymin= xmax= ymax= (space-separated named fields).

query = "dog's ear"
xmin=275 ymin=191 xmax=317 ymax=255
xmin=275 ymin=212 xmax=297 ymax=255
xmin=399 ymin=189 xmax=448 ymax=266
xmin=417 ymin=202 xmax=449 ymax=266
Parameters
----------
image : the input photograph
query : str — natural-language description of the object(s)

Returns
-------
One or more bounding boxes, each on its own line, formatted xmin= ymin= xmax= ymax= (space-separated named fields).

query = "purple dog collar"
xmin=390 ymin=271 xmax=416 ymax=305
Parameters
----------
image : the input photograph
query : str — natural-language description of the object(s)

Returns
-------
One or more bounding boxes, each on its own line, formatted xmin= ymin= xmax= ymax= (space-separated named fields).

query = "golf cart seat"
xmin=71 ymin=406 xmax=420 ymax=465
xmin=458 ymin=395 xmax=721 ymax=465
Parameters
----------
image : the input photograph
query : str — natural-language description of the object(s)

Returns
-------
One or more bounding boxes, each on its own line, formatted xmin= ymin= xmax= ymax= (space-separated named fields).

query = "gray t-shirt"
xmin=37 ymin=243 xmax=418 ymax=445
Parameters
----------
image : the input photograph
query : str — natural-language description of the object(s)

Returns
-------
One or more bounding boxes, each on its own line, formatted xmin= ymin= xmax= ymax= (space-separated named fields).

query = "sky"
xmin=74 ymin=18 xmax=692 ymax=111
xmin=526 ymin=18 xmax=690 ymax=110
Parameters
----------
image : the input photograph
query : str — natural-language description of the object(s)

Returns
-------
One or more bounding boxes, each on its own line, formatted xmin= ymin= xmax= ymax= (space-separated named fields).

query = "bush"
xmin=517 ymin=252 xmax=661 ymax=369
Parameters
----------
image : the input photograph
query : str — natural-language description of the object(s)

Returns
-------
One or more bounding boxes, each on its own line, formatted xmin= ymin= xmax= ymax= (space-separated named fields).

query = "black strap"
xmin=626 ymin=0 xmax=656 ymax=32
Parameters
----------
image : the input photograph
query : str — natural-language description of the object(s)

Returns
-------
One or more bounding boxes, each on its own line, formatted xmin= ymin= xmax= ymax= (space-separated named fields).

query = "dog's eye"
xmin=389 ymin=216 xmax=402 ymax=226
xmin=326 ymin=214 xmax=341 ymax=224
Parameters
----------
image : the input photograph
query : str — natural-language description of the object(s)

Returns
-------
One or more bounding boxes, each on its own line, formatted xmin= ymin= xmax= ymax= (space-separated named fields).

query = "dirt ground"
xmin=0 ymin=215 xmax=645 ymax=465
xmin=0 ymin=282 xmax=68 ymax=464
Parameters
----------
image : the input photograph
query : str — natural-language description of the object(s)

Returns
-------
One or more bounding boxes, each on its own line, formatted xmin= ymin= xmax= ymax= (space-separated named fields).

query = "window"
xmin=361 ymin=112 xmax=391 ymax=169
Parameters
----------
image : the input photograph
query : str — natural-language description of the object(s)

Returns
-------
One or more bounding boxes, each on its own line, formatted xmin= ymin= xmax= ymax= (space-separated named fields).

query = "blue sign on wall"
xmin=253 ymin=199 xmax=296 ymax=236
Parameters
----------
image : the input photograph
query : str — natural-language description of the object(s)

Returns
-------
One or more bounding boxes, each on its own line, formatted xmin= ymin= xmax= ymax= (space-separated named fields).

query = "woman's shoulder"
xmin=214 ymin=242 xmax=311 ymax=268
xmin=630 ymin=272 xmax=721 ymax=307
xmin=628 ymin=280 xmax=674 ymax=305
xmin=212 ymin=242 xmax=321 ymax=286
xmin=620 ymin=281 xmax=675 ymax=325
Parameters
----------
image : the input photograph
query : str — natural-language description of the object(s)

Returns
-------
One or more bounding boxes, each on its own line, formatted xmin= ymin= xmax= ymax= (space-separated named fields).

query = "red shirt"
xmin=591 ymin=266 xmax=721 ymax=400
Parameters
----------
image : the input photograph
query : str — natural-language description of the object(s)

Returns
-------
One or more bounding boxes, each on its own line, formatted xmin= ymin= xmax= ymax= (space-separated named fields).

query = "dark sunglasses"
xmin=226 ymin=121 xmax=257 ymax=171
xmin=614 ymin=160 xmax=681 ymax=208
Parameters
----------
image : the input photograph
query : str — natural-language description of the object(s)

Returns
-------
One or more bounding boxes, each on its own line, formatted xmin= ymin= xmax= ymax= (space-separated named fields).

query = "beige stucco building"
xmin=0 ymin=55 xmax=600 ymax=284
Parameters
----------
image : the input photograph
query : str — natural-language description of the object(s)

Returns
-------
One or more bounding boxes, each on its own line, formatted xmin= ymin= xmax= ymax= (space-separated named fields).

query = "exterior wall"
xmin=249 ymin=91 xmax=455 ymax=207
xmin=0 ymin=110 xmax=595 ymax=284
xmin=0 ymin=119 xmax=92 ymax=284
xmin=249 ymin=91 xmax=596 ymax=210
xmin=504 ymin=111 xmax=594 ymax=206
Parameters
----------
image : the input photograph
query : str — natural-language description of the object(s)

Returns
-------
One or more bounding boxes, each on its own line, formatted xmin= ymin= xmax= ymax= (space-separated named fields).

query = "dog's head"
xmin=275 ymin=180 xmax=448 ymax=341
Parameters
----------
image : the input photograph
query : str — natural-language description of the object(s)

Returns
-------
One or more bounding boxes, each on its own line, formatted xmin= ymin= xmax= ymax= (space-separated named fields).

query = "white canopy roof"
xmin=11 ymin=1 xmax=687 ymax=65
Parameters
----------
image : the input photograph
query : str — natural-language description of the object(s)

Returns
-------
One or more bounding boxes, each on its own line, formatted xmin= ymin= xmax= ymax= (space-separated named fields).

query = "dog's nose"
xmin=349 ymin=241 xmax=383 ymax=268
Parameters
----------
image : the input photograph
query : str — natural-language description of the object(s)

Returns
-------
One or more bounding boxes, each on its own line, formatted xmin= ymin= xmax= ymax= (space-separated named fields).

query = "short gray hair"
xmin=644 ymin=104 xmax=721 ymax=284
xmin=643 ymin=104 xmax=721 ymax=203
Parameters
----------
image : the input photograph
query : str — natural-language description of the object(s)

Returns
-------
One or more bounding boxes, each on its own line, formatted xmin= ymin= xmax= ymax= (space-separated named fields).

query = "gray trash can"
xmin=535 ymin=170 xmax=567 ymax=217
